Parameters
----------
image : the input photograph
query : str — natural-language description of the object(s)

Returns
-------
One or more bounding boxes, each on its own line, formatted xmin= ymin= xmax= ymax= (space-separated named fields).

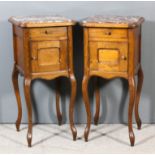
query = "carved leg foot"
xmin=12 ymin=64 xmax=22 ymax=131
xmin=135 ymin=66 xmax=143 ymax=130
xmin=24 ymin=78 xmax=33 ymax=147
xmin=56 ymin=79 xmax=62 ymax=125
xmin=82 ymin=76 xmax=91 ymax=142
xmin=128 ymin=77 xmax=136 ymax=146
xmin=69 ymin=75 xmax=77 ymax=141
xmin=27 ymin=128 xmax=32 ymax=147
xmin=94 ymin=77 xmax=100 ymax=125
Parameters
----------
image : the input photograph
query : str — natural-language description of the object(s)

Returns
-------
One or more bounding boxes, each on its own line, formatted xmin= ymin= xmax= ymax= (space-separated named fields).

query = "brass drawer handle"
xmin=104 ymin=31 xmax=112 ymax=35
xmin=121 ymin=55 xmax=127 ymax=60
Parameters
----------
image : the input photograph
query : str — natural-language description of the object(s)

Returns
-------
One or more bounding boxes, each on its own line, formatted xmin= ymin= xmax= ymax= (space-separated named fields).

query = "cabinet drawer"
xmin=29 ymin=27 xmax=67 ymax=40
xmin=89 ymin=28 xmax=127 ymax=40
xmin=30 ymin=40 xmax=68 ymax=73
xmin=89 ymin=41 xmax=128 ymax=72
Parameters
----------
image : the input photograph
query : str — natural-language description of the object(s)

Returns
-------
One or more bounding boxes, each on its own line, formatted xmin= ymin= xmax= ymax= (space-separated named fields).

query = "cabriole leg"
xmin=94 ymin=77 xmax=100 ymax=125
xmin=56 ymin=79 xmax=62 ymax=125
xmin=82 ymin=76 xmax=91 ymax=142
xmin=135 ymin=66 xmax=144 ymax=129
xmin=69 ymin=75 xmax=77 ymax=141
xmin=12 ymin=64 xmax=22 ymax=131
xmin=128 ymin=77 xmax=136 ymax=146
xmin=24 ymin=78 xmax=33 ymax=147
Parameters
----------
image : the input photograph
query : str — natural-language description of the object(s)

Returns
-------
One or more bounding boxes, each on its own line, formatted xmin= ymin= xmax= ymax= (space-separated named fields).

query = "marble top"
xmin=81 ymin=15 xmax=144 ymax=28
xmin=9 ymin=15 xmax=75 ymax=27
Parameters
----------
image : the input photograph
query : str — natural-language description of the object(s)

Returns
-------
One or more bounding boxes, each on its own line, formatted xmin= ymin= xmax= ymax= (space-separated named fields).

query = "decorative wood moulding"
xmin=80 ymin=15 xmax=144 ymax=28
xmin=9 ymin=15 xmax=76 ymax=27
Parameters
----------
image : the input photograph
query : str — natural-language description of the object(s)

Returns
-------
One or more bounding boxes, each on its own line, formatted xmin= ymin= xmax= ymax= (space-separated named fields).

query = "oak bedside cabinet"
xmin=80 ymin=15 xmax=144 ymax=146
xmin=9 ymin=15 xmax=77 ymax=147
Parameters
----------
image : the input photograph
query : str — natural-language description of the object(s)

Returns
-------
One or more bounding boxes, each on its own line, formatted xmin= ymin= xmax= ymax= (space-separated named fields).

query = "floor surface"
xmin=0 ymin=124 xmax=155 ymax=153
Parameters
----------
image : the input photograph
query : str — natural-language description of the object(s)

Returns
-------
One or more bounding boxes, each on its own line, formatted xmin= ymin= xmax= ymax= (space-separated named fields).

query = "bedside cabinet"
xmin=9 ymin=15 xmax=77 ymax=147
xmin=80 ymin=16 xmax=144 ymax=146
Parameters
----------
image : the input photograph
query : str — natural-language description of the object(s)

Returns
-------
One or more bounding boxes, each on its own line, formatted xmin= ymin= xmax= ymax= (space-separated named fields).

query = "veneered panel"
xmin=98 ymin=49 xmax=119 ymax=65
xmin=38 ymin=48 xmax=59 ymax=66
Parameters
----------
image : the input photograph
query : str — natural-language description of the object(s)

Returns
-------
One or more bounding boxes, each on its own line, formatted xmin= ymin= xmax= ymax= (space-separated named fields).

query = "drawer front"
xmin=89 ymin=41 xmax=128 ymax=72
xmin=30 ymin=40 xmax=68 ymax=73
xmin=89 ymin=28 xmax=127 ymax=40
xmin=29 ymin=27 xmax=67 ymax=40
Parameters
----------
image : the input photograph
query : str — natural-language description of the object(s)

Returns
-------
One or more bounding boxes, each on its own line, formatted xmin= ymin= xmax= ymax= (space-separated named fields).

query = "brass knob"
xmin=45 ymin=30 xmax=53 ymax=34
xmin=31 ymin=56 xmax=37 ymax=60
xmin=105 ymin=31 xmax=111 ymax=35
xmin=121 ymin=55 xmax=127 ymax=60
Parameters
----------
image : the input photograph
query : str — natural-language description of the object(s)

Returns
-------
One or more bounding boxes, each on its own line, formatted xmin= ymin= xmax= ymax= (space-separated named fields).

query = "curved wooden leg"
xmin=82 ymin=76 xmax=91 ymax=142
xmin=69 ymin=75 xmax=77 ymax=141
xmin=128 ymin=77 xmax=136 ymax=146
xmin=135 ymin=66 xmax=143 ymax=129
xmin=94 ymin=77 xmax=100 ymax=125
xmin=12 ymin=64 xmax=22 ymax=131
xmin=56 ymin=79 xmax=62 ymax=125
xmin=23 ymin=78 xmax=33 ymax=147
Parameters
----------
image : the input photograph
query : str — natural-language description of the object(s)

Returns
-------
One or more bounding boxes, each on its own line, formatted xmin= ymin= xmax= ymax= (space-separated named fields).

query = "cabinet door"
xmin=30 ymin=40 xmax=67 ymax=73
xmin=89 ymin=41 xmax=128 ymax=72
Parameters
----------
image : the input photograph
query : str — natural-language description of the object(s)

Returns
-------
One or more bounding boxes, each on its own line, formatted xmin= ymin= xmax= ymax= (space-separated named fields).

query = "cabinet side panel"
xmin=134 ymin=26 xmax=141 ymax=74
xmin=13 ymin=26 xmax=24 ymax=73
xmin=23 ymin=28 xmax=31 ymax=76
xmin=128 ymin=29 xmax=135 ymax=76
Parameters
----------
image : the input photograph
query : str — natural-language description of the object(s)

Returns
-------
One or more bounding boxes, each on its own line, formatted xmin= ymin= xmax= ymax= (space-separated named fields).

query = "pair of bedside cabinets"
xmin=9 ymin=15 xmax=144 ymax=147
